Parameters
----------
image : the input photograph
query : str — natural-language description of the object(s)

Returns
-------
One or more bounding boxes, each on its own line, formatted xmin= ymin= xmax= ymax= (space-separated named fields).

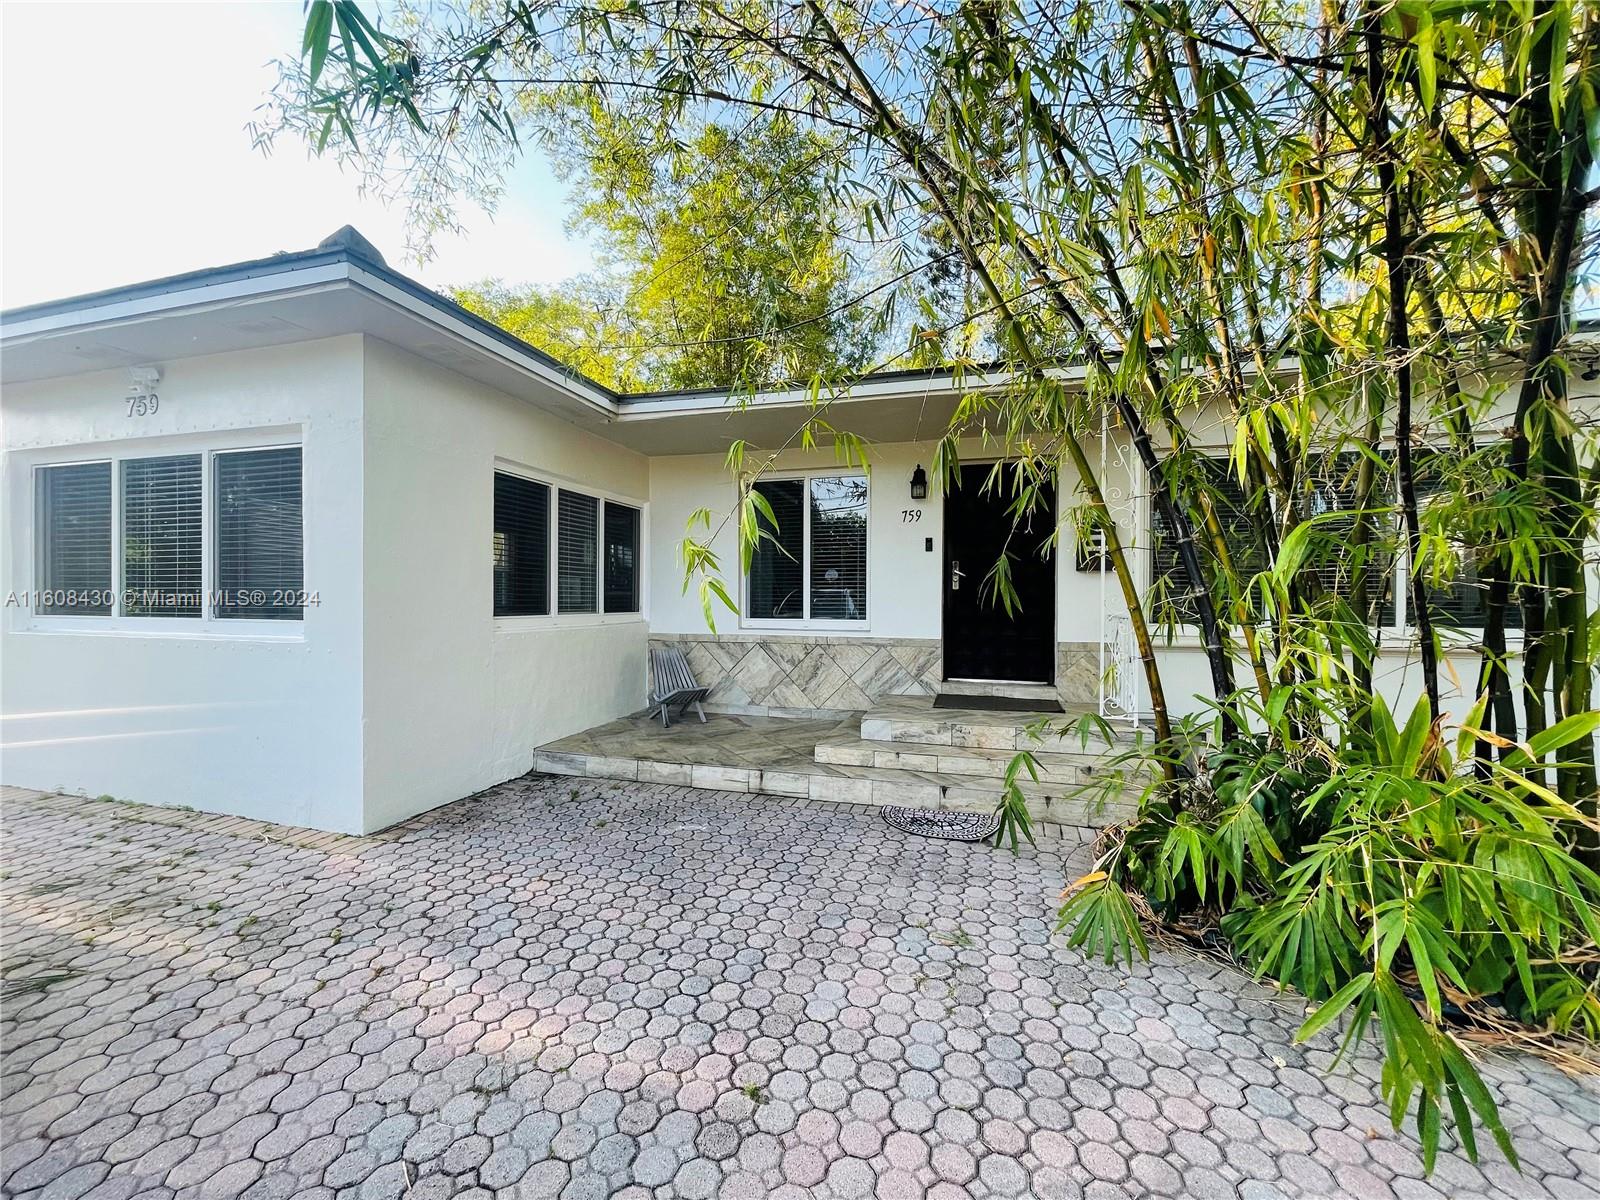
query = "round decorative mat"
xmin=881 ymin=806 xmax=1001 ymax=842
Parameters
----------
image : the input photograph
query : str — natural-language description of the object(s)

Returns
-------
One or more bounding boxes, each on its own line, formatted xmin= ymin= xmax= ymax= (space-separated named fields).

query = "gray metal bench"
xmin=650 ymin=646 xmax=709 ymax=727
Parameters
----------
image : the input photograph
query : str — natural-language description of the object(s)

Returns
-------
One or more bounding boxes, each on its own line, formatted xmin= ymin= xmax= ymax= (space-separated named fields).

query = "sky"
xmin=0 ymin=1 xmax=592 ymax=309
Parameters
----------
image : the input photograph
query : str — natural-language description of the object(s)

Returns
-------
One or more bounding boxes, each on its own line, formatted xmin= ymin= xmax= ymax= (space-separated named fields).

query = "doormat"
xmin=882 ymin=806 xmax=1001 ymax=842
xmin=933 ymin=693 xmax=1064 ymax=713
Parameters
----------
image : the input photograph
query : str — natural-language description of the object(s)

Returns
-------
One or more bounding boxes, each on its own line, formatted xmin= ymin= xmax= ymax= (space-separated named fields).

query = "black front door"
xmin=943 ymin=464 xmax=1056 ymax=684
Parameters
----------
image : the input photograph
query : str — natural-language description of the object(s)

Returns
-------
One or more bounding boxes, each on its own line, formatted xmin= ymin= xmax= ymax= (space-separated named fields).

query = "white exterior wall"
xmin=359 ymin=338 xmax=650 ymax=831
xmin=650 ymin=442 xmax=944 ymax=640
xmin=644 ymin=421 xmax=1554 ymax=725
xmin=649 ymin=437 xmax=1114 ymax=649
xmin=0 ymin=337 xmax=367 ymax=831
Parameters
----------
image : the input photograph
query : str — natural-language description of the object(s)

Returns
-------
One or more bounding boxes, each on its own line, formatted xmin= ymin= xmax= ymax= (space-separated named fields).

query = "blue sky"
xmin=1 ymin=1 xmax=593 ymax=308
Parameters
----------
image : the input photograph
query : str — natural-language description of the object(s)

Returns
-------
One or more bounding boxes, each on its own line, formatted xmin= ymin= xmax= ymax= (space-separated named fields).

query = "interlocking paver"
xmin=2 ymin=779 xmax=1596 ymax=1198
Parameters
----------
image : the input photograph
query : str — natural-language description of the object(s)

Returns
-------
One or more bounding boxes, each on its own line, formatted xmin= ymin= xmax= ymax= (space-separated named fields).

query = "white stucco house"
xmin=1 ymin=228 xmax=1575 ymax=833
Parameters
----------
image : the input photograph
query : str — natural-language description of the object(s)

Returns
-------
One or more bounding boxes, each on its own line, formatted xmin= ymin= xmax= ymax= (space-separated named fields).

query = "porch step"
xmin=814 ymin=730 xmax=1113 ymax=783
xmin=530 ymin=746 xmax=1136 ymax=829
xmin=860 ymin=695 xmax=1132 ymax=755
xmin=937 ymin=680 xmax=1063 ymax=703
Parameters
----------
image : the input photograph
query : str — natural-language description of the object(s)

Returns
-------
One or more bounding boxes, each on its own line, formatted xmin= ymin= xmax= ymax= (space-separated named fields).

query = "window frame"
xmin=491 ymin=459 xmax=647 ymax=631
xmin=34 ymin=458 xmax=115 ymax=615
xmin=740 ymin=470 xmax=871 ymax=632
xmin=1145 ymin=448 xmax=1515 ymax=641
xmin=213 ymin=445 xmax=306 ymax=622
xmin=120 ymin=452 xmax=204 ymax=619
xmin=492 ymin=469 xmax=553 ymax=618
xmin=21 ymin=431 xmax=305 ymax=639
xmin=557 ymin=488 xmax=602 ymax=615
xmin=603 ymin=499 xmax=642 ymax=615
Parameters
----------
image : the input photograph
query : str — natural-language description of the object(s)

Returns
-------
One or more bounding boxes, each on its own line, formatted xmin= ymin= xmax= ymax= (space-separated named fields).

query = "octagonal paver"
xmin=2 ymin=779 xmax=1597 ymax=1198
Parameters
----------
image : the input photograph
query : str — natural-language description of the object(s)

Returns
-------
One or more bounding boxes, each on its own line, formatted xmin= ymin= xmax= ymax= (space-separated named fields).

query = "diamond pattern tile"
xmin=652 ymin=637 xmax=1102 ymax=714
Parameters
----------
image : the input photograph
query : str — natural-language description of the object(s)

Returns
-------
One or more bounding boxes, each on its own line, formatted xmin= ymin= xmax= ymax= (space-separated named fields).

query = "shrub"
xmin=1059 ymin=692 xmax=1600 ymax=1172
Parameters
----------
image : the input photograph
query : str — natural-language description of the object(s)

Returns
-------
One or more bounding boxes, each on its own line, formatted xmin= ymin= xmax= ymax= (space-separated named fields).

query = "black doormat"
xmin=882 ymin=806 xmax=1001 ymax=842
xmin=933 ymin=693 xmax=1064 ymax=713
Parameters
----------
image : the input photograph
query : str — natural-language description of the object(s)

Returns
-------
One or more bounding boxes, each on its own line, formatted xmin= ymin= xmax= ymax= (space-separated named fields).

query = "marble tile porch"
xmin=531 ymin=704 xmax=1132 ymax=831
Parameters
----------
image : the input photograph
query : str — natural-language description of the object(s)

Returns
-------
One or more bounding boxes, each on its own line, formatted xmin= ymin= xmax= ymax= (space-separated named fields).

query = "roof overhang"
xmin=603 ymin=368 xmax=1057 ymax=454
xmin=0 ymin=248 xmax=622 ymax=431
xmin=0 ymin=247 xmax=1058 ymax=455
xmin=28 ymin=238 xmax=1577 ymax=459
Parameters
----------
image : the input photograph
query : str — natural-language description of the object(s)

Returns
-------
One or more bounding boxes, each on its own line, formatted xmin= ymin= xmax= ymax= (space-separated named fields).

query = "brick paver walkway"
xmin=2 ymin=778 xmax=1596 ymax=1199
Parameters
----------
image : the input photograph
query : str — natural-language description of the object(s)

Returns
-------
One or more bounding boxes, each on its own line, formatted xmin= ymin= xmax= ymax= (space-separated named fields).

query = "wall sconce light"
xmin=910 ymin=465 xmax=928 ymax=501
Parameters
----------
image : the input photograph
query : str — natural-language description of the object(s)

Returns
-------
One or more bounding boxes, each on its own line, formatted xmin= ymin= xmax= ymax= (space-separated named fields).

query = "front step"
xmin=938 ymin=679 xmax=1063 ymax=703
xmin=816 ymin=729 xmax=1108 ymax=784
xmin=861 ymin=695 xmax=1129 ymax=754
xmin=531 ymin=745 xmax=1136 ymax=828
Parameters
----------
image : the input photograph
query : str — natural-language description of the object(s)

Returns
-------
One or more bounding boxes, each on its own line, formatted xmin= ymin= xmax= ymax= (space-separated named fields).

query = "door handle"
xmin=950 ymin=560 xmax=964 ymax=591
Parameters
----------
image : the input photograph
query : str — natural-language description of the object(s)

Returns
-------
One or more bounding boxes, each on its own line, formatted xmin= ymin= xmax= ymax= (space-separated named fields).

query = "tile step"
xmin=529 ymin=750 xmax=1135 ymax=829
xmin=815 ymin=731 xmax=1117 ymax=781
xmin=860 ymin=712 xmax=1134 ymax=755
xmin=938 ymin=680 xmax=1064 ymax=701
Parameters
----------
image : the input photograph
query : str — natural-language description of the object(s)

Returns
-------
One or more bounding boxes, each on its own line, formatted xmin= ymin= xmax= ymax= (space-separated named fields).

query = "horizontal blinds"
xmin=36 ymin=462 xmax=112 ymax=614
xmin=122 ymin=455 xmax=201 ymax=616
xmin=808 ymin=476 xmax=867 ymax=620
xmin=1151 ymin=452 xmax=1510 ymax=631
xmin=604 ymin=502 xmax=640 ymax=614
xmin=747 ymin=479 xmax=804 ymax=619
xmin=1150 ymin=460 xmax=1263 ymax=623
xmin=494 ymin=473 xmax=550 ymax=616
xmin=216 ymin=448 xmax=304 ymax=620
xmin=1303 ymin=453 xmax=1397 ymax=625
xmin=558 ymin=490 xmax=599 ymax=614
xmin=1412 ymin=456 xmax=1519 ymax=629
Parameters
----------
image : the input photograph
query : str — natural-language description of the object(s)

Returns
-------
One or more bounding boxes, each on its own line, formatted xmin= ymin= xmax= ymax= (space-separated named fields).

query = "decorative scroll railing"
xmin=1100 ymin=615 xmax=1141 ymax=726
xmin=1096 ymin=407 xmax=1144 ymax=730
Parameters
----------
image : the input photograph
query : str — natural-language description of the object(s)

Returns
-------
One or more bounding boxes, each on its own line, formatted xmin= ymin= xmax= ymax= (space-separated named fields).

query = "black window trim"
xmin=493 ymin=468 xmax=553 ymax=618
xmin=603 ymin=498 xmax=643 ymax=615
xmin=1145 ymin=448 xmax=1512 ymax=637
xmin=491 ymin=461 xmax=646 ymax=626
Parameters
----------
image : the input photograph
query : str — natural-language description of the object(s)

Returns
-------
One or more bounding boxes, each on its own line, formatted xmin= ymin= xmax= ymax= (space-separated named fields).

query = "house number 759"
xmin=127 ymin=394 xmax=159 ymax=418
xmin=901 ymin=508 xmax=922 ymax=523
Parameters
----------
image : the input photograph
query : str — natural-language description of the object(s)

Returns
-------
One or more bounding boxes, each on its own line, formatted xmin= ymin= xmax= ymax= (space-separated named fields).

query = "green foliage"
xmin=454 ymin=118 xmax=872 ymax=391
xmin=1064 ymin=693 xmax=1600 ymax=1172
xmin=450 ymin=278 xmax=648 ymax=392
xmin=560 ymin=117 xmax=873 ymax=390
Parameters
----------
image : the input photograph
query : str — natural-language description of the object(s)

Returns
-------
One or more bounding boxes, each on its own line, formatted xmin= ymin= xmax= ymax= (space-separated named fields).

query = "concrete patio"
xmin=2 ymin=778 xmax=1597 ymax=1200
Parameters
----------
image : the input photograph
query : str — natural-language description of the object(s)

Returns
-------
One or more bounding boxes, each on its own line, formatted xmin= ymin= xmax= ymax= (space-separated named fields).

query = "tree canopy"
xmin=451 ymin=115 xmax=874 ymax=391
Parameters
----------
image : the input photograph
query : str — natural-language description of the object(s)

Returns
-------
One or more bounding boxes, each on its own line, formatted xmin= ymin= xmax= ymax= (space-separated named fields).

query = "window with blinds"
xmin=1149 ymin=452 xmax=1511 ymax=632
xmin=35 ymin=462 xmax=113 ymax=614
xmin=604 ymin=501 xmax=641 ymax=614
xmin=122 ymin=455 xmax=202 ymax=617
xmin=1412 ymin=453 xmax=1520 ymax=630
xmin=1149 ymin=459 xmax=1264 ymax=624
xmin=558 ymin=490 xmax=599 ymax=614
xmin=216 ymin=448 xmax=304 ymax=620
xmin=493 ymin=472 xmax=550 ymax=616
xmin=747 ymin=478 xmax=805 ymax=620
xmin=809 ymin=476 xmax=867 ymax=620
xmin=1302 ymin=453 xmax=1397 ymax=626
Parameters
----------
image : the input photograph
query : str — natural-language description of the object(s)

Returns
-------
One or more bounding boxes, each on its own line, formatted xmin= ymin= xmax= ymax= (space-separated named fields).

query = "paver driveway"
xmin=2 ymin=778 xmax=1596 ymax=1200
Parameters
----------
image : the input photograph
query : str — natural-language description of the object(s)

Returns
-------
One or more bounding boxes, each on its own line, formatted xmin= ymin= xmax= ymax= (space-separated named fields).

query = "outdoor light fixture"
xmin=910 ymin=465 xmax=928 ymax=501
